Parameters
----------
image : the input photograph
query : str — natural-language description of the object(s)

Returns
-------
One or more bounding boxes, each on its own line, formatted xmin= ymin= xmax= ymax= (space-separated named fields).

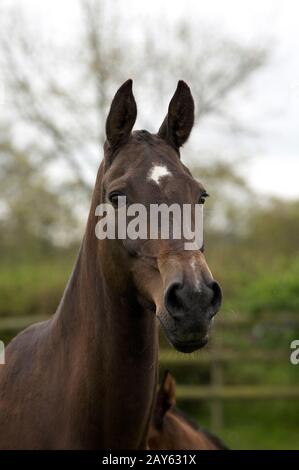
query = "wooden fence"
xmin=160 ymin=314 xmax=299 ymax=432
xmin=0 ymin=313 xmax=299 ymax=433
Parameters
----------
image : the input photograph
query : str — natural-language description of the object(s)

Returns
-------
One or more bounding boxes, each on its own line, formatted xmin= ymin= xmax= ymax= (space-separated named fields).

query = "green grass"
xmin=0 ymin=257 xmax=74 ymax=318
xmin=181 ymin=400 xmax=299 ymax=449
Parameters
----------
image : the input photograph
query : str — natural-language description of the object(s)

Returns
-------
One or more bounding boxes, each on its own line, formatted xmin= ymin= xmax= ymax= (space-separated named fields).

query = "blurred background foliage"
xmin=0 ymin=0 xmax=298 ymax=450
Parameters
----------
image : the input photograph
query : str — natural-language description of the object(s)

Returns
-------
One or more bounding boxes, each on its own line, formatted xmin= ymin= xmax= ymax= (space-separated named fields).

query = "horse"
xmin=0 ymin=79 xmax=222 ymax=449
xmin=149 ymin=371 xmax=228 ymax=450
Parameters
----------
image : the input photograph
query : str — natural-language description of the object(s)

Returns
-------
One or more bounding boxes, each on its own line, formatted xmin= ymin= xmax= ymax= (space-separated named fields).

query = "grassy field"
xmin=189 ymin=400 xmax=299 ymax=449
xmin=0 ymin=256 xmax=74 ymax=319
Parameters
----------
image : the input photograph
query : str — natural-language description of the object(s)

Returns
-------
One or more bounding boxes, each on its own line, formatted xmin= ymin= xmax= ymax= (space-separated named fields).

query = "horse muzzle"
xmin=158 ymin=279 xmax=222 ymax=353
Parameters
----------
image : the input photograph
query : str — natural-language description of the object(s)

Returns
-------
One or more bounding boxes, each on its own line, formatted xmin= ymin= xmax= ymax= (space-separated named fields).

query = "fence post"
xmin=210 ymin=333 xmax=224 ymax=433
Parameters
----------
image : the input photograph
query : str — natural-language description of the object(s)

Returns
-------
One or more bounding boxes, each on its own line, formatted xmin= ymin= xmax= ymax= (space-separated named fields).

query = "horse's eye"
xmin=198 ymin=191 xmax=209 ymax=205
xmin=108 ymin=191 xmax=127 ymax=208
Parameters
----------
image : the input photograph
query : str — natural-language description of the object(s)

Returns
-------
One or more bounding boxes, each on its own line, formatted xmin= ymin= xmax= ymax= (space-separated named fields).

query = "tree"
xmin=0 ymin=141 xmax=78 ymax=258
xmin=0 ymin=0 xmax=268 ymax=246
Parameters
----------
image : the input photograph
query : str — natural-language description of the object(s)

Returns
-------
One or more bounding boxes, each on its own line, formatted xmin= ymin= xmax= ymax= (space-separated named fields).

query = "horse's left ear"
xmin=105 ymin=79 xmax=137 ymax=150
xmin=158 ymin=80 xmax=194 ymax=150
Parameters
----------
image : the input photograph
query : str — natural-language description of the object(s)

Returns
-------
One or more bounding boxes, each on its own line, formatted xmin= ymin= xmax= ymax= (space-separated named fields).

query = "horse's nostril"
xmin=165 ymin=282 xmax=183 ymax=319
xmin=209 ymin=281 xmax=222 ymax=311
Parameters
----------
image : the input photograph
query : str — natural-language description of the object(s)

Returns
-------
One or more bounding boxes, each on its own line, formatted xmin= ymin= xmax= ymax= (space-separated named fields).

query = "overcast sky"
xmin=3 ymin=0 xmax=299 ymax=198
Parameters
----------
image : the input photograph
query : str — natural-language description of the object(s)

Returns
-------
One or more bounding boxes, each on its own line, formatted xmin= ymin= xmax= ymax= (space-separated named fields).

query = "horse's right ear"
xmin=105 ymin=79 xmax=137 ymax=151
xmin=161 ymin=370 xmax=176 ymax=409
xmin=158 ymin=80 xmax=194 ymax=150
xmin=154 ymin=371 xmax=176 ymax=429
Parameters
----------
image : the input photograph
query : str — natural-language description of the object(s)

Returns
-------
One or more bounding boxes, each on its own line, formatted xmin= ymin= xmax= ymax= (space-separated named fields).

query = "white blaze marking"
xmin=190 ymin=257 xmax=201 ymax=290
xmin=148 ymin=165 xmax=171 ymax=185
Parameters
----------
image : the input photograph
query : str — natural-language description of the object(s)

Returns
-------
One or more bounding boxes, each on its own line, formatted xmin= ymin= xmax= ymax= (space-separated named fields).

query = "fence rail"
xmin=160 ymin=349 xmax=289 ymax=364
xmin=175 ymin=385 xmax=299 ymax=400
xmin=0 ymin=315 xmax=48 ymax=331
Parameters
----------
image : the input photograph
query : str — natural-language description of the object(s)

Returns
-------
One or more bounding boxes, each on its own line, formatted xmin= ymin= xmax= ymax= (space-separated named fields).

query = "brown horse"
xmin=0 ymin=80 xmax=221 ymax=449
xmin=149 ymin=371 xmax=228 ymax=450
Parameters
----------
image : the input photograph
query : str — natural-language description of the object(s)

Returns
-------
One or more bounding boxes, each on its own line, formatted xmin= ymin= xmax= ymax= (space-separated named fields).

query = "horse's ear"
xmin=105 ymin=79 xmax=137 ymax=150
xmin=161 ymin=370 xmax=176 ymax=408
xmin=158 ymin=80 xmax=194 ymax=150
xmin=154 ymin=371 xmax=176 ymax=429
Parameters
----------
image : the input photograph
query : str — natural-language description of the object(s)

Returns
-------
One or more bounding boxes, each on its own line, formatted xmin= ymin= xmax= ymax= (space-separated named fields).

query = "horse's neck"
xmin=54 ymin=166 xmax=158 ymax=365
xmin=55 ymin=240 xmax=158 ymax=375
xmin=51 ymin=169 xmax=158 ymax=448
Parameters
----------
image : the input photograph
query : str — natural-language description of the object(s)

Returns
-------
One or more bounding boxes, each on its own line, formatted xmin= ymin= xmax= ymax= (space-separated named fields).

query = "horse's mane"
xmin=172 ymin=407 xmax=229 ymax=450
